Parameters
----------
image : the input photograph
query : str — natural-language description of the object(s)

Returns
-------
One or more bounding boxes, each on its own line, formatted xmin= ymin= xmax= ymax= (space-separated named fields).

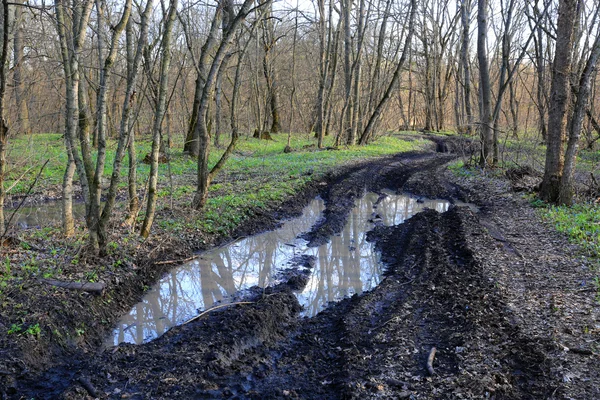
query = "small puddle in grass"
xmin=6 ymin=202 xmax=86 ymax=229
xmin=110 ymin=191 xmax=451 ymax=345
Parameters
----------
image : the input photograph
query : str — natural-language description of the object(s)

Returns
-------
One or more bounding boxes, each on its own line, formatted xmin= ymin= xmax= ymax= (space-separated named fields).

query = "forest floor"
xmin=2 ymin=135 xmax=600 ymax=399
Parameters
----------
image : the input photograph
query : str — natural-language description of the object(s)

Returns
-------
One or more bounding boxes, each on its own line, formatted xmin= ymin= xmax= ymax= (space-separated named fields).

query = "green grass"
xmin=543 ymin=204 xmax=600 ymax=257
xmin=4 ymin=131 xmax=428 ymax=237
xmin=6 ymin=132 xmax=426 ymax=196
xmin=543 ymin=203 xmax=600 ymax=301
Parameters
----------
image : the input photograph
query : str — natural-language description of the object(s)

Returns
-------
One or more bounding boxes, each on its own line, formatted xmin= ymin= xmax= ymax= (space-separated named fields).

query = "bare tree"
xmin=55 ymin=0 xmax=95 ymax=237
xmin=559 ymin=16 xmax=600 ymax=204
xmin=459 ymin=0 xmax=473 ymax=135
xmin=359 ymin=0 xmax=416 ymax=144
xmin=539 ymin=0 xmax=579 ymax=202
xmin=477 ymin=0 xmax=494 ymax=167
xmin=0 ymin=0 xmax=10 ymax=234
xmin=140 ymin=0 xmax=178 ymax=238
xmin=192 ymin=0 xmax=272 ymax=209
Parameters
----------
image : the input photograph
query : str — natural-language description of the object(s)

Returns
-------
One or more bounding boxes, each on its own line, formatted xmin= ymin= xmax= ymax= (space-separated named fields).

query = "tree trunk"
xmin=140 ymin=0 xmax=178 ymax=238
xmin=193 ymin=0 xmax=269 ymax=209
xmin=477 ymin=0 xmax=494 ymax=167
xmin=55 ymin=0 xmax=94 ymax=238
xmin=13 ymin=2 xmax=29 ymax=136
xmin=183 ymin=8 xmax=222 ymax=156
xmin=540 ymin=0 xmax=578 ymax=202
xmin=559 ymin=27 xmax=600 ymax=205
xmin=359 ymin=0 xmax=416 ymax=144
xmin=0 ymin=0 xmax=8 ymax=235
xmin=460 ymin=0 xmax=473 ymax=135
xmin=342 ymin=0 xmax=354 ymax=145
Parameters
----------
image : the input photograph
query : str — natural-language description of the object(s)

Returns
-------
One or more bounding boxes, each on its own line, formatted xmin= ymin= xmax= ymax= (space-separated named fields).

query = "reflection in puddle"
xmin=298 ymin=192 xmax=448 ymax=317
xmin=6 ymin=202 xmax=86 ymax=229
xmin=110 ymin=192 xmax=450 ymax=345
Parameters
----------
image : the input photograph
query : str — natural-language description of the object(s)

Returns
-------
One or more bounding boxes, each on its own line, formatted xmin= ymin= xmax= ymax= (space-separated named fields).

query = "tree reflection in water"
xmin=297 ymin=191 xmax=449 ymax=316
xmin=110 ymin=192 xmax=449 ymax=345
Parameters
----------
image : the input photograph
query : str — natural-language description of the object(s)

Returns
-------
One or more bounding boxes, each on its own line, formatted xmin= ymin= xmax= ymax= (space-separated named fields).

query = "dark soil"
xmin=4 ymin=142 xmax=600 ymax=399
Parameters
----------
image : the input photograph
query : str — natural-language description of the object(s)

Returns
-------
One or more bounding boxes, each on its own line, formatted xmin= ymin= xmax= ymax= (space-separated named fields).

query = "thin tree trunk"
xmin=13 ymin=2 xmax=28 ymax=136
xmin=350 ymin=0 xmax=367 ymax=142
xmin=341 ymin=0 xmax=354 ymax=145
xmin=460 ymin=0 xmax=473 ymax=135
xmin=193 ymin=0 xmax=270 ymax=209
xmin=140 ymin=0 xmax=178 ymax=238
xmin=359 ymin=0 xmax=416 ymax=145
xmin=55 ymin=0 xmax=94 ymax=238
xmin=0 ymin=0 xmax=9 ymax=234
xmin=183 ymin=8 xmax=222 ymax=156
xmin=98 ymin=0 xmax=149 ymax=249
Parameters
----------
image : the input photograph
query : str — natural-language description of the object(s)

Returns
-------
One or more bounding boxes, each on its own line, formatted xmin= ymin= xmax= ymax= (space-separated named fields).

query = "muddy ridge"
xmin=9 ymin=141 xmax=600 ymax=399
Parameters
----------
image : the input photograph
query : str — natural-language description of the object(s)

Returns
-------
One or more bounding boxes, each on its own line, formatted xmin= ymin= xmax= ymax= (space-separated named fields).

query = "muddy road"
xmin=9 ymin=147 xmax=600 ymax=399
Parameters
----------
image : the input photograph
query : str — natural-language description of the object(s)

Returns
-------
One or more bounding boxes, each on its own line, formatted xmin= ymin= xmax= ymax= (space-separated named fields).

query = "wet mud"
xmin=7 ymin=142 xmax=600 ymax=399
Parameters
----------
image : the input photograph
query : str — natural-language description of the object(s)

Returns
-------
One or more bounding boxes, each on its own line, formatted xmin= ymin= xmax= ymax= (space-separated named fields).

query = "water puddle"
xmin=5 ymin=202 xmax=86 ymax=229
xmin=110 ymin=191 xmax=450 ymax=345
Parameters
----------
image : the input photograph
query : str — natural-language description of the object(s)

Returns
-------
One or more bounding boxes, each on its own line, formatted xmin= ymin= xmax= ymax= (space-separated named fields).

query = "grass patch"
xmin=4 ymin=131 xmax=428 ymax=235
xmin=543 ymin=203 xmax=600 ymax=301
xmin=543 ymin=204 xmax=600 ymax=257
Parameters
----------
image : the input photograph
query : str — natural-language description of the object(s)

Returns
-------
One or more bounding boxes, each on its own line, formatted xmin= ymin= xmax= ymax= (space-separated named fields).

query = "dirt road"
xmin=11 ymin=147 xmax=600 ymax=399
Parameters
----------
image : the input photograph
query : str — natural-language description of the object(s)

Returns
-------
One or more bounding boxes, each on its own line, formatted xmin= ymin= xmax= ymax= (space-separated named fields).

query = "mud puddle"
xmin=110 ymin=191 xmax=450 ymax=345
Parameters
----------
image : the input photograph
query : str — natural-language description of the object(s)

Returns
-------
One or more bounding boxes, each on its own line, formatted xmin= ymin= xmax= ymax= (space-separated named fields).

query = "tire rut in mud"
xmin=10 ymin=149 xmax=560 ymax=399
xmin=235 ymin=207 xmax=554 ymax=399
xmin=302 ymin=152 xmax=457 ymax=247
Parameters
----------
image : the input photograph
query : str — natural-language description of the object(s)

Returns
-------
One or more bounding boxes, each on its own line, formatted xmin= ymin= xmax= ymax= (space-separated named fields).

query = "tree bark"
xmin=140 ymin=0 xmax=178 ymax=238
xmin=261 ymin=1 xmax=281 ymax=134
xmin=460 ymin=0 xmax=473 ymax=135
xmin=359 ymin=0 xmax=416 ymax=145
xmin=0 ymin=0 xmax=9 ymax=234
xmin=12 ymin=1 xmax=28 ymax=136
xmin=193 ymin=0 xmax=270 ymax=209
xmin=539 ymin=0 xmax=578 ymax=202
xmin=559 ymin=25 xmax=600 ymax=205
xmin=183 ymin=8 xmax=222 ymax=156
xmin=477 ymin=0 xmax=494 ymax=167
xmin=55 ymin=0 xmax=94 ymax=238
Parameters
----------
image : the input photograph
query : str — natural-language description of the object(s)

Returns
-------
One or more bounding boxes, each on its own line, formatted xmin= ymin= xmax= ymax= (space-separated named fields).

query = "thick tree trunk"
xmin=477 ymin=0 xmax=494 ymax=167
xmin=540 ymin=0 xmax=578 ymax=202
xmin=559 ymin=29 xmax=600 ymax=205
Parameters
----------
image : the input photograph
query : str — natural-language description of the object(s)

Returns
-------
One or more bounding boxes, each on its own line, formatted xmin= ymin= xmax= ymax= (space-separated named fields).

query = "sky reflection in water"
xmin=111 ymin=192 xmax=449 ymax=345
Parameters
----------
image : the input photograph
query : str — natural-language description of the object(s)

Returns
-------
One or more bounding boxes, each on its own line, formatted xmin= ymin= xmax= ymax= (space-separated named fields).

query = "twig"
xmin=426 ymin=346 xmax=437 ymax=375
xmin=76 ymin=376 xmax=99 ymax=398
xmin=40 ymin=279 xmax=105 ymax=294
xmin=181 ymin=301 xmax=254 ymax=326
xmin=154 ymin=255 xmax=197 ymax=265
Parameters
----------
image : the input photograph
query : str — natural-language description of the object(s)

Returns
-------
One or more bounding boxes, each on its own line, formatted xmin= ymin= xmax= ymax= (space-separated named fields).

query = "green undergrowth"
xmin=543 ymin=203 xmax=600 ymax=301
xmin=5 ymin=132 xmax=427 ymax=236
xmin=5 ymin=132 xmax=426 ymax=196
xmin=543 ymin=204 xmax=600 ymax=258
